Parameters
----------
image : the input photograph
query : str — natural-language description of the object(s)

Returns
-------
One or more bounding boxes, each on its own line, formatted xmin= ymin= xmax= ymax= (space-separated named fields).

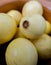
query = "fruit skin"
xmin=14 ymin=27 xmax=25 ymax=38
xmin=7 ymin=10 xmax=22 ymax=26
xmin=0 ymin=13 xmax=17 ymax=44
xmin=33 ymin=34 xmax=51 ymax=59
xmin=22 ymin=1 xmax=43 ymax=17
xmin=45 ymin=21 xmax=51 ymax=34
xmin=5 ymin=38 xmax=38 ymax=65
xmin=20 ymin=14 xmax=46 ymax=40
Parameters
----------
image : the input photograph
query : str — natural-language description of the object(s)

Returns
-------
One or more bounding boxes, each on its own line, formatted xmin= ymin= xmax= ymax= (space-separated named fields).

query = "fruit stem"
xmin=23 ymin=20 xmax=29 ymax=28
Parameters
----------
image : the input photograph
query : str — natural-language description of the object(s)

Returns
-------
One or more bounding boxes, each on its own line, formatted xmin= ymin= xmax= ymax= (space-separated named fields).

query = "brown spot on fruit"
xmin=23 ymin=20 xmax=29 ymax=28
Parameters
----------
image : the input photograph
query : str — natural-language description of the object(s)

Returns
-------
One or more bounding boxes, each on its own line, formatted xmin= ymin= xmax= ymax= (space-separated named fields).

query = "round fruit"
xmin=5 ymin=38 xmax=38 ymax=65
xmin=0 ymin=13 xmax=17 ymax=44
xmin=33 ymin=34 xmax=51 ymax=59
xmin=22 ymin=1 xmax=43 ymax=17
xmin=7 ymin=10 xmax=22 ymax=26
xmin=20 ymin=14 xmax=46 ymax=39
xmin=45 ymin=21 xmax=51 ymax=34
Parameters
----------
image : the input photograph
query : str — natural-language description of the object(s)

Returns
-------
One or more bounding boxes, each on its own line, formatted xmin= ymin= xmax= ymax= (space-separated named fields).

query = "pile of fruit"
xmin=0 ymin=0 xmax=51 ymax=65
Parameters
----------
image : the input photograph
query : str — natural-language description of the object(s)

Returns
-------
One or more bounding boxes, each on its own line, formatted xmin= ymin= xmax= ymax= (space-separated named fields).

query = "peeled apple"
xmin=33 ymin=34 xmax=51 ymax=59
xmin=20 ymin=14 xmax=46 ymax=39
xmin=22 ymin=1 xmax=43 ymax=17
xmin=7 ymin=10 xmax=22 ymax=26
xmin=0 ymin=13 xmax=17 ymax=44
xmin=5 ymin=38 xmax=38 ymax=65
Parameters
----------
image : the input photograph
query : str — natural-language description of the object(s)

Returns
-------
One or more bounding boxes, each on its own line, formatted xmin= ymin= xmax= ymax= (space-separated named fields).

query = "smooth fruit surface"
xmin=20 ymin=14 xmax=46 ymax=39
xmin=22 ymin=1 xmax=43 ymax=17
xmin=7 ymin=10 xmax=22 ymax=26
xmin=45 ymin=21 xmax=51 ymax=34
xmin=5 ymin=38 xmax=38 ymax=65
xmin=0 ymin=13 xmax=17 ymax=44
xmin=33 ymin=34 xmax=51 ymax=59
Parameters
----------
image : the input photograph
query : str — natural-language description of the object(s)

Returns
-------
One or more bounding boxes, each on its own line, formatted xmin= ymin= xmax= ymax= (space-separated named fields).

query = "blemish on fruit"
xmin=23 ymin=20 xmax=29 ymax=28
xmin=17 ymin=24 xmax=19 ymax=27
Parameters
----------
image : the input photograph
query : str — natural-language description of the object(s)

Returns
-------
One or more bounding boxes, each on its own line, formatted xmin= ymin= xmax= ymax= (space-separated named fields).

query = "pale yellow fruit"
xmin=0 ymin=13 xmax=17 ymax=44
xmin=33 ymin=34 xmax=51 ymax=59
xmin=22 ymin=1 xmax=43 ymax=17
xmin=7 ymin=10 xmax=22 ymax=26
xmin=14 ymin=27 xmax=25 ymax=38
xmin=5 ymin=38 xmax=38 ymax=65
xmin=45 ymin=21 xmax=51 ymax=34
xmin=20 ymin=14 xmax=46 ymax=39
